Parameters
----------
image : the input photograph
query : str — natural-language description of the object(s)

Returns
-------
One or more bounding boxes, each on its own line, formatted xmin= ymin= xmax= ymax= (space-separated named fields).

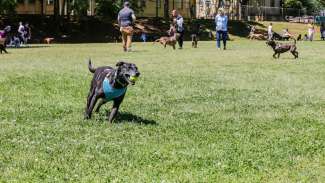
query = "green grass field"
xmin=1 ymin=40 xmax=325 ymax=182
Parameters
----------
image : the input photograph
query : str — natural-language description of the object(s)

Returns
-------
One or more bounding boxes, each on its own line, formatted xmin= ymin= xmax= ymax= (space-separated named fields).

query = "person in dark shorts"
xmin=172 ymin=10 xmax=184 ymax=49
xmin=118 ymin=2 xmax=136 ymax=52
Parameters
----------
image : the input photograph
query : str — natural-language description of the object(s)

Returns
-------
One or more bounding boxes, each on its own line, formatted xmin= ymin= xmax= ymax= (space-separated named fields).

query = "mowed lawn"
xmin=1 ymin=40 xmax=325 ymax=182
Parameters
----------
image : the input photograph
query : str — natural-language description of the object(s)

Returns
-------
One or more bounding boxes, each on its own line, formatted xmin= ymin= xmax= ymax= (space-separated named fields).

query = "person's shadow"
xmin=109 ymin=112 xmax=158 ymax=125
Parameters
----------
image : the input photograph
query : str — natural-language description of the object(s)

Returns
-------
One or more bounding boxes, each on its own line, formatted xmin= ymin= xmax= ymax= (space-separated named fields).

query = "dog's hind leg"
xmin=85 ymin=86 xmax=96 ymax=119
xmin=292 ymin=51 xmax=298 ymax=59
xmin=85 ymin=93 xmax=100 ymax=119
xmin=95 ymin=99 xmax=107 ymax=113
xmin=0 ymin=45 xmax=7 ymax=54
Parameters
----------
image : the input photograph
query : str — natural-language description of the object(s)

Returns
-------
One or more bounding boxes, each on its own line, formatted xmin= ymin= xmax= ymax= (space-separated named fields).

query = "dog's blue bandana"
xmin=103 ymin=78 xmax=127 ymax=101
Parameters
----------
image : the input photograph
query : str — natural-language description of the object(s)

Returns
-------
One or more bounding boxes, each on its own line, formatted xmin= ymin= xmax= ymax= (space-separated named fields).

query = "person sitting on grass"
xmin=282 ymin=28 xmax=293 ymax=40
xmin=140 ymin=31 xmax=147 ymax=43
xmin=303 ymin=34 xmax=308 ymax=41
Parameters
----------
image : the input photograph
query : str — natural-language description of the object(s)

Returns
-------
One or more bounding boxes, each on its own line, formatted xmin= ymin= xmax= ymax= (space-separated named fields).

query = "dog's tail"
xmin=88 ymin=59 xmax=96 ymax=73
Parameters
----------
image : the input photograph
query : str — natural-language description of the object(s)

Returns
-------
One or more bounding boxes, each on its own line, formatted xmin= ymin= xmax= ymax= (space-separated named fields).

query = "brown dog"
xmin=248 ymin=32 xmax=267 ymax=40
xmin=154 ymin=25 xmax=177 ymax=50
xmin=44 ymin=37 xmax=54 ymax=44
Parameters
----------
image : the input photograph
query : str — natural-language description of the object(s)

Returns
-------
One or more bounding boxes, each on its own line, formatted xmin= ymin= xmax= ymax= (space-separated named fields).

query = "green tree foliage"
xmin=95 ymin=0 xmax=142 ymax=18
xmin=284 ymin=0 xmax=303 ymax=9
xmin=95 ymin=0 xmax=120 ymax=18
xmin=284 ymin=0 xmax=325 ymax=13
xmin=71 ymin=0 xmax=89 ymax=16
xmin=0 ymin=0 xmax=17 ymax=14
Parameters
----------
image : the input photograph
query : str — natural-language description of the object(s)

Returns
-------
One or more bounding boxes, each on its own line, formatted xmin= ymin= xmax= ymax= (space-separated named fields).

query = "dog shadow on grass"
xmin=98 ymin=111 xmax=157 ymax=125
xmin=115 ymin=112 xmax=158 ymax=125
xmin=7 ymin=45 xmax=50 ymax=49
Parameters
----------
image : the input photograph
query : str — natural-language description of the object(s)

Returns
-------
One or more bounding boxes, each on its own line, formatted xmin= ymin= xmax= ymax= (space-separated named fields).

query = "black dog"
xmin=85 ymin=60 xmax=140 ymax=122
xmin=266 ymin=39 xmax=298 ymax=59
xmin=191 ymin=34 xmax=198 ymax=48
xmin=297 ymin=34 xmax=302 ymax=41
xmin=0 ymin=44 xmax=8 ymax=54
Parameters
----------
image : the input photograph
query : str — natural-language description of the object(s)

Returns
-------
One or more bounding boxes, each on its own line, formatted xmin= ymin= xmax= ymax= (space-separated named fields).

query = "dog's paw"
xmin=84 ymin=113 xmax=91 ymax=120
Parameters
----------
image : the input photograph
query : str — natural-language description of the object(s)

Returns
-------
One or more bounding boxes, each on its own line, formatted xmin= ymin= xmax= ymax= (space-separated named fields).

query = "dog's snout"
xmin=135 ymin=72 xmax=140 ymax=77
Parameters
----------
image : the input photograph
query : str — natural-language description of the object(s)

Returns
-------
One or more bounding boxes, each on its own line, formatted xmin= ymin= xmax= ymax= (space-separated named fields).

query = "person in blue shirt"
xmin=215 ymin=8 xmax=228 ymax=50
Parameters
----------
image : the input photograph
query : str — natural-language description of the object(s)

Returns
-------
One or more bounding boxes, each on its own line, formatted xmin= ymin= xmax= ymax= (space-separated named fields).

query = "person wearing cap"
xmin=118 ymin=2 xmax=136 ymax=52
xmin=215 ymin=8 xmax=228 ymax=50
xmin=172 ymin=10 xmax=184 ymax=49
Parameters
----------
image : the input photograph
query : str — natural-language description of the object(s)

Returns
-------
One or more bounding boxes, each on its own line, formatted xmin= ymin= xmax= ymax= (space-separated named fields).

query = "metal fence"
xmin=196 ymin=4 xmax=307 ymax=20
xmin=145 ymin=1 xmax=308 ymax=20
xmin=241 ymin=6 xmax=307 ymax=21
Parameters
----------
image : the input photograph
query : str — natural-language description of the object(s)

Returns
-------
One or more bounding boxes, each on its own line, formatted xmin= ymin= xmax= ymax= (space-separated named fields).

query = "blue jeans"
xmin=216 ymin=30 xmax=227 ymax=48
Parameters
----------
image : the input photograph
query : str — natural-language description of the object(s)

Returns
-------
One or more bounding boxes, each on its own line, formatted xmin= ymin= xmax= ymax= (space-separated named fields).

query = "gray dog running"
xmin=85 ymin=60 xmax=140 ymax=122
xmin=266 ymin=38 xmax=298 ymax=59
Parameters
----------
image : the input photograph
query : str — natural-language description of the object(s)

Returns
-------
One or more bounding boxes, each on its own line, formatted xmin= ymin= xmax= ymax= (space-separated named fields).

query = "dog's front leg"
xmin=108 ymin=94 xmax=125 ymax=122
xmin=273 ymin=53 xmax=277 ymax=59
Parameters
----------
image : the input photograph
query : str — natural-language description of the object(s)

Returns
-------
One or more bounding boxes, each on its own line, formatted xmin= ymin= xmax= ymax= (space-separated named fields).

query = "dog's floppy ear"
xmin=116 ymin=61 xmax=125 ymax=67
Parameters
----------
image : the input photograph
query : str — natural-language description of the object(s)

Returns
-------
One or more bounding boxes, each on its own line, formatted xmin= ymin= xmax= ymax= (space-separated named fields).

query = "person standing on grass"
xmin=18 ymin=22 xmax=25 ymax=45
xmin=24 ymin=23 xmax=31 ymax=44
xmin=308 ymin=24 xmax=315 ymax=41
xmin=172 ymin=10 xmax=184 ymax=49
xmin=268 ymin=23 xmax=273 ymax=40
xmin=215 ymin=8 xmax=228 ymax=50
xmin=118 ymin=1 xmax=136 ymax=52
xmin=320 ymin=23 xmax=325 ymax=40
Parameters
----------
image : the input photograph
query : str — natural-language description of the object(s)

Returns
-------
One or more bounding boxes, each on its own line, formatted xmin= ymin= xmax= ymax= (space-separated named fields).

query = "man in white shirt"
xmin=268 ymin=23 xmax=273 ymax=40
xmin=18 ymin=22 xmax=25 ymax=45
xmin=172 ymin=10 xmax=184 ymax=49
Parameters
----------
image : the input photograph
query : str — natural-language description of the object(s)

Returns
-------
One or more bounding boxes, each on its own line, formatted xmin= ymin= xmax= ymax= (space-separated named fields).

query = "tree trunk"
xmin=61 ymin=0 xmax=66 ymax=15
xmin=54 ymin=0 xmax=60 ymax=18
xmin=40 ymin=0 xmax=44 ymax=15
xmin=164 ymin=0 xmax=169 ymax=19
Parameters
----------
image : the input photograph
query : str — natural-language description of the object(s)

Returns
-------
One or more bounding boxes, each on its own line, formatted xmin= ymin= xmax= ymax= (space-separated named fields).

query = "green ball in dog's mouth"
xmin=129 ymin=76 xmax=139 ymax=82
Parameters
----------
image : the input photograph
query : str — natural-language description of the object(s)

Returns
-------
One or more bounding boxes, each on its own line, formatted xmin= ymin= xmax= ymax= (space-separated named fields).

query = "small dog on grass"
xmin=0 ymin=38 xmax=8 ymax=54
xmin=266 ymin=38 xmax=298 ymax=59
xmin=85 ymin=60 xmax=140 ymax=122
xmin=248 ymin=33 xmax=267 ymax=40
xmin=154 ymin=24 xmax=178 ymax=49
xmin=44 ymin=37 xmax=54 ymax=44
